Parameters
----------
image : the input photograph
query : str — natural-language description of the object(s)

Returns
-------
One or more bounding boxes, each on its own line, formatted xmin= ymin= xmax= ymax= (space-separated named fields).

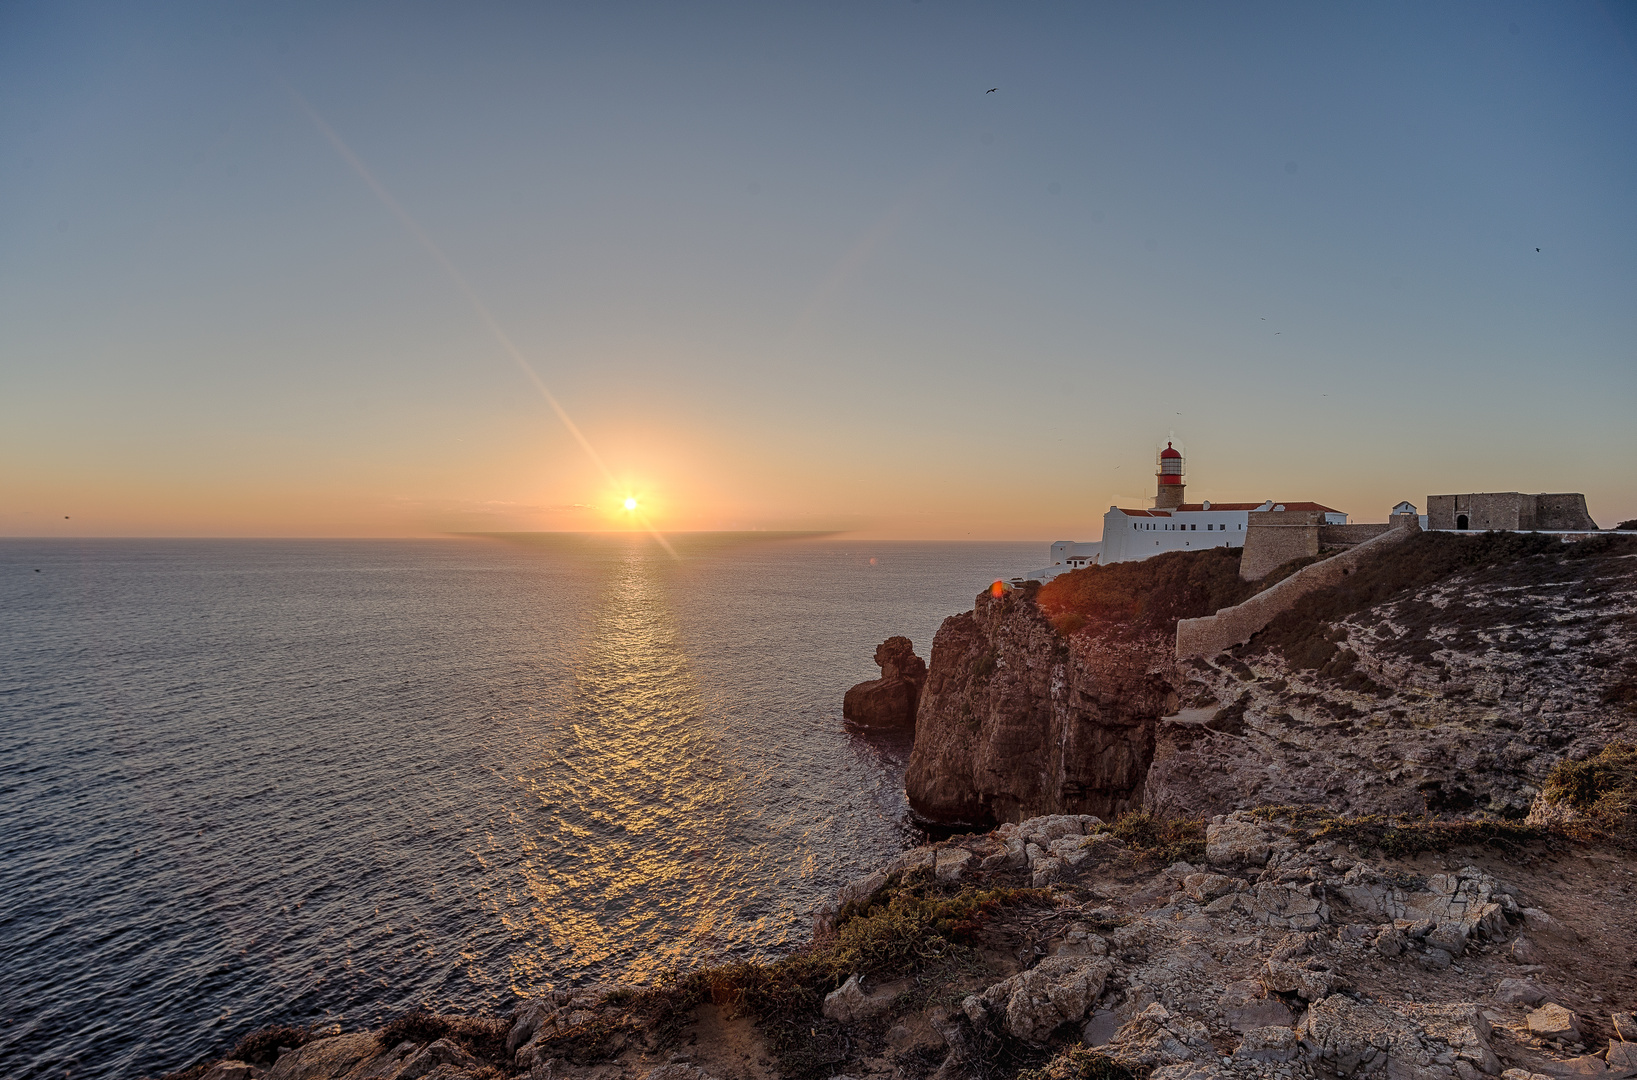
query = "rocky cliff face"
xmin=903 ymin=585 xmax=1173 ymax=825
xmin=907 ymin=534 xmax=1637 ymax=827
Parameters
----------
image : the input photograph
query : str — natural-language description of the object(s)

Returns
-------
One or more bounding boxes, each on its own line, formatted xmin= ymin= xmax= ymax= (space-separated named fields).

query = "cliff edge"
xmin=906 ymin=533 xmax=1637 ymax=828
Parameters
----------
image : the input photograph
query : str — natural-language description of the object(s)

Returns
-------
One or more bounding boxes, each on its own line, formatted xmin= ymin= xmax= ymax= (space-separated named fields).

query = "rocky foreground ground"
xmin=169 ymin=799 xmax=1637 ymax=1080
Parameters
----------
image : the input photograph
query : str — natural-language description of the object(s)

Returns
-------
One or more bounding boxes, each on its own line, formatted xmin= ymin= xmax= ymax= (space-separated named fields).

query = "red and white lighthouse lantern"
xmin=1155 ymin=441 xmax=1185 ymax=509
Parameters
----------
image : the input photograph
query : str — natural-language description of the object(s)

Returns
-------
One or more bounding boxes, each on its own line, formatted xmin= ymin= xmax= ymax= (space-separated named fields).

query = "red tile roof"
xmin=1113 ymin=501 xmax=1343 ymax=517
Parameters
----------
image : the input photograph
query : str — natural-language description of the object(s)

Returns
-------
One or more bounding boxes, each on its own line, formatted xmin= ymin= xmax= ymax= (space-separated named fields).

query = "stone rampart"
xmin=1239 ymin=510 xmax=1322 ymax=582
xmin=1318 ymin=523 xmax=1392 ymax=547
xmin=1177 ymin=519 xmax=1421 ymax=660
xmin=1535 ymin=493 xmax=1598 ymax=531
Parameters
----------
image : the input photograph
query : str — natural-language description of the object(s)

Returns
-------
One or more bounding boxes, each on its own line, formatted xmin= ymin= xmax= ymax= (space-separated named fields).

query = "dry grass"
xmin=1248 ymin=805 xmax=1548 ymax=856
xmin=1016 ymin=1046 xmax=1145 ymax=1080
xmin=1097 ymin=812 xmax=1207 ymax=865
xmin=1535 ymin=743 xmax=1637 ymax=843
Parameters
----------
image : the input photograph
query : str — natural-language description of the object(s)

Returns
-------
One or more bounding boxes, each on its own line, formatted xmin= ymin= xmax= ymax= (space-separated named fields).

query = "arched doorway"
xmin=1456 ymin=514 xmax=1469 ymax=530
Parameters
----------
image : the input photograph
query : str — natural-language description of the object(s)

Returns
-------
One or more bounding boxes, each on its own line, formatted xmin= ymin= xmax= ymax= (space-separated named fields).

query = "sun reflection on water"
xmin=502 ymin=542 xmax=742 ymax=988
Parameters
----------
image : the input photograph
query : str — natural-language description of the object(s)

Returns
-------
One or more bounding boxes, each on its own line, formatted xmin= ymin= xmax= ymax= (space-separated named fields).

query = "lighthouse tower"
xmin=1154 ymin=442 xmax=1185 ymax=510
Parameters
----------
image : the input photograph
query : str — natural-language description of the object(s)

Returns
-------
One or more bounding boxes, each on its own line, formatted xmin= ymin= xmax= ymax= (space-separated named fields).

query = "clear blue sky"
xmin=3 ymin=2 xmax=1634 ymax=536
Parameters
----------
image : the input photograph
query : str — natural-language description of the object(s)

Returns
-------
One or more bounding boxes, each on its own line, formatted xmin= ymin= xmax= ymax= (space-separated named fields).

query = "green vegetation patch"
xmin=1540 ymin=742 xmax=1637 ymax=842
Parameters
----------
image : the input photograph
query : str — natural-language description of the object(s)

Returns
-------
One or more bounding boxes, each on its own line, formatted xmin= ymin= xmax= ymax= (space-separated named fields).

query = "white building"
xmin=1016 ymin=442 xmax=1346 ymax=583
xmin=1098 ymin=498 xmax=1343 ymax=563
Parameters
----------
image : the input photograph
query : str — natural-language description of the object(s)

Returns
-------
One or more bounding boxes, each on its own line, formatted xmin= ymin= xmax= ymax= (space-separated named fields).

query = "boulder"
xmin=822 ymin=973 xmax=898 ymax=1023
xmin=978 ymin=956 xmax=1114 ymax=1042
xmin=1613 ymin=1013 xmax=1637 ymax=1042
xmin=1206 ymin=815 xmax=1275 ymax=866
xmin=1528 ymin=1003 xmax=1581 ymax=1041
xmin=843 ymin=637 xmax=927 ymax=728
xmin=397 ymin=1039 xmax=478 ymax=1080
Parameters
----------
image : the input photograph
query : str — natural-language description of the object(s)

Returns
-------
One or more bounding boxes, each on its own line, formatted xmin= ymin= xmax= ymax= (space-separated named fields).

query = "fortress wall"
xmin=1536 ymin=493 xmax=1599 ymax=531
xmin=1238 ymin=510 xmax=1323 ymax=582
xmin=1318 ymin=523 xmax=1392 ymax=547
xmin=1176 ymin=519 xmax=1421 ymax=660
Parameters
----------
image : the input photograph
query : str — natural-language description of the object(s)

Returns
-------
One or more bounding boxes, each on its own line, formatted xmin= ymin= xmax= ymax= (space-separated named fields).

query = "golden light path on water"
xmin=501 ymin=545 xmax=747 ymax=985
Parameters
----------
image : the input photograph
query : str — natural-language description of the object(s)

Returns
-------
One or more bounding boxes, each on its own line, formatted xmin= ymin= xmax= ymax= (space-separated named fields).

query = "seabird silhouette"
xmin=987 ymin=88 xmax=997 ymax=93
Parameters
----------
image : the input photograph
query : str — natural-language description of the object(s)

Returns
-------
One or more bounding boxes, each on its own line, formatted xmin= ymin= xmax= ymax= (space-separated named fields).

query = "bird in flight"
xmin=987 ymin=87 xmax=998 ymax=93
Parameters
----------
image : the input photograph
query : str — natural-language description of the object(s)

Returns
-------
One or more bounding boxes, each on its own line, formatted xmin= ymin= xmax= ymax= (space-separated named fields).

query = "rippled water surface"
xmin=0 ymin=535 xmax=1040 ymax=1079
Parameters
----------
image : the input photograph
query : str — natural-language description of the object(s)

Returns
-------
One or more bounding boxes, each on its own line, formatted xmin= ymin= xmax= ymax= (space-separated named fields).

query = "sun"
xmin=623 ymin=497 xmax=638 ymax=511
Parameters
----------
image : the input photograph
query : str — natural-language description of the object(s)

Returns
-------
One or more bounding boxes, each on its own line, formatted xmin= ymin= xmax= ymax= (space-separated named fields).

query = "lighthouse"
xmin=1155 ymin=442 xmax=1185 ymax=510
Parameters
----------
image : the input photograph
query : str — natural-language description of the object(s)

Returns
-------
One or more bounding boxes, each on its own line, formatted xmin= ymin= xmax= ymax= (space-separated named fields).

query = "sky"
xmin=2 ymin=1 xmax=1634 ymax=539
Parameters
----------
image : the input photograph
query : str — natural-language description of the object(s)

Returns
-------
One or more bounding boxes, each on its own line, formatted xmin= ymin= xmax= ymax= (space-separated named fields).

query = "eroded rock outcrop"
xmin=843 ymin=636 xmax=928 ymax=728
xmin=904 ymin=585 xmax=1172 ymax=824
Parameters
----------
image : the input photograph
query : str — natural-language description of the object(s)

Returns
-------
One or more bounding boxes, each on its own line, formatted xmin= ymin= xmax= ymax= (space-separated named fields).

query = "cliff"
xmin=908 ymin=532 xmax=1637 ymax=828
xmin=902 ymin=584 xmax=1171 ymax=825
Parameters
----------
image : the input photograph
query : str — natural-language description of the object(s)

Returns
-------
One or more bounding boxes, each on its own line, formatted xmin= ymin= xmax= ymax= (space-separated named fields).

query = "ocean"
xmin=0 ymin=535 xmax=1041 ymax=1080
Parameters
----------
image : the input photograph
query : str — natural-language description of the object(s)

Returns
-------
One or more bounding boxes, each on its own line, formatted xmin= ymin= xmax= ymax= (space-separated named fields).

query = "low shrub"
xmin=1101 ymin=812 xmax=1206 ymax=865
xmin=1536 ymin=743 xmax=1637 ymax=842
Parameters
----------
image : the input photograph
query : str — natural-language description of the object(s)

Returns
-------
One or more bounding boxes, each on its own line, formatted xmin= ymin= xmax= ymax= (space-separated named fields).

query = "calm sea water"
xmin=0 ymin=535 xmax=1040 ymax=1080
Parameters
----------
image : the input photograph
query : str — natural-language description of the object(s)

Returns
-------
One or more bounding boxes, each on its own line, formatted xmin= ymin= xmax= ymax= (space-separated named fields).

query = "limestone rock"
xmin=261 ymin=1034 xmax=380 ymax=1080
xmin=1607 ymin=1041 xmax=1637 ymax=1079
xmin=843 ymin=636 xmax=927 ymax=728
xmin=1528 ymin=1003 xmax=1581 ymax=1041
xmin=1105 ymin=1003 xmax=1214 ymax=1068
xmin=1298 ymin=996 xmax=1501 ymax=1077
xmin=935 ymin=847 xmax=973 ymax=882
xmin=1220 ymin=981 xmax=1293 ymax=1032
xmin=1206 ymin=815 xmax=1275 ymax=867
xmin=1234 ymin=1025 xmax=1299 ymax=1062
xmin=199 ymin=1063 xmax=260 ymax=1080
xmin=396 ymin=1039 xmax=478 ymax=1080
xmin=979 ymin=956 xmax=1114 ymax=1042
xmin=822 ymin=973 xmax=897 ymax=1023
